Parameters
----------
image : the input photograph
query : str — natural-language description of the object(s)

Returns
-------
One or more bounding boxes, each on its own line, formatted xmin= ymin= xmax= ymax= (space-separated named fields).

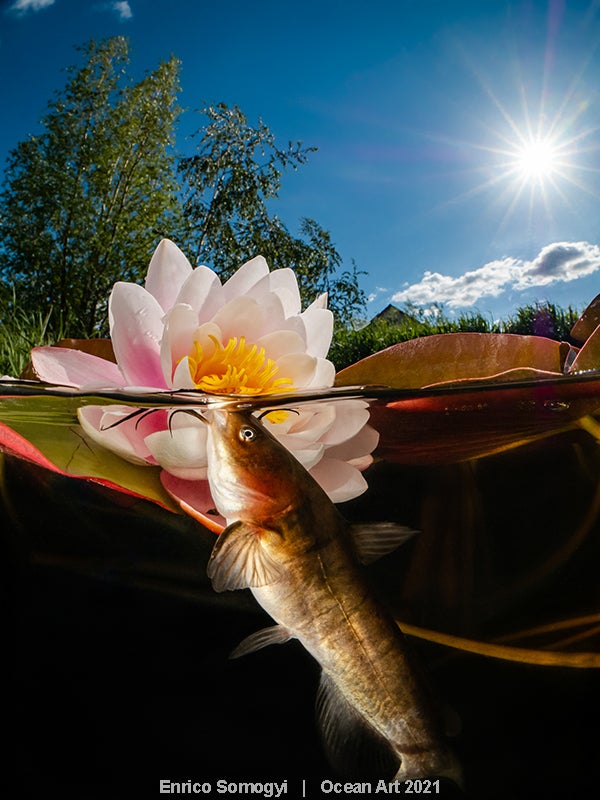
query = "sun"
xmin=514 ymin=138 xmax=559 ymax=180
xmin=441 ymin=84 xmax=600 ymax=235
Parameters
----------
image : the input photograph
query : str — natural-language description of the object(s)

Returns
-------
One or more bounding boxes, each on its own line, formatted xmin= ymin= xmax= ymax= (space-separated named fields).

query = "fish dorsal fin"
xmin=350 ymin=522 xmax=418 ymax=565
xmin=316 ymin=671 xmax=399 ymax=780
xmin=229 ymin=625 xmax=294 ymax=659
xmin=207 ymin=520 xmax=282 ymax=592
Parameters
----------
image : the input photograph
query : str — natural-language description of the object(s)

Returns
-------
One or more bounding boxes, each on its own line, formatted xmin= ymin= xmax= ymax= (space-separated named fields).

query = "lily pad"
xmin=570 ymin=293 xmax=600 ymax=343
xmin=335 ymin=332 xmax=569 ymax=389
xmin=568 ymin=323 xmax=600 ymax=373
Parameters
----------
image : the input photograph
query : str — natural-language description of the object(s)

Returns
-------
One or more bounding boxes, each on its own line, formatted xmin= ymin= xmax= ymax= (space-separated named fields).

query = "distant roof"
xmin=371 ymin=304 xmax=408 ymax=325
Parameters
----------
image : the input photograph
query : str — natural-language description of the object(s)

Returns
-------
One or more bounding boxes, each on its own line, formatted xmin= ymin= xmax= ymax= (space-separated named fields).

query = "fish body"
xmin=205 ymin=408 xmax=461 ymax=784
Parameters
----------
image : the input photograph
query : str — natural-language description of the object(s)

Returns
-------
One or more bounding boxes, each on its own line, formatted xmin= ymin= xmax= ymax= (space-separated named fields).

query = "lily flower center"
xmin=187 ymin=335 xmax=294 ymax=395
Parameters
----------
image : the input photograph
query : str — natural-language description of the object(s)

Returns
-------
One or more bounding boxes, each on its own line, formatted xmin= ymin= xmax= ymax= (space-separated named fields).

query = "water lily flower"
xmin=31 ymin=240 xmax=378 ymax=518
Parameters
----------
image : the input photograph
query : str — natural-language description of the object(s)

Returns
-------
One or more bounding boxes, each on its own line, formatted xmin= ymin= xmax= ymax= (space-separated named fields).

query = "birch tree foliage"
xmin=179 ymin=103 xmax=366 ymax=322
xmin=0 ymin=37 xmax=184 ymax=338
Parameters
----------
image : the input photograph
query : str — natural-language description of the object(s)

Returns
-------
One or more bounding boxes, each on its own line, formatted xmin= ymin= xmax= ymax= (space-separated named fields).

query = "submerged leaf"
xmin=0 ymin=394 xmax=177 ymax=511
xmin=368 ymin=377 xmax=600 ymax=464
xmin=397 ymin=620 xmax=600 ymax=668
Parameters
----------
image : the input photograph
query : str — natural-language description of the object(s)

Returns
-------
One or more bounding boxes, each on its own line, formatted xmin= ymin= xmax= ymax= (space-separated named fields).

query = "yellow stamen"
xmin=262 ymin=409 xmax=290 ymax=424
xmin=186 ymin=335 xmax=294 ymax=396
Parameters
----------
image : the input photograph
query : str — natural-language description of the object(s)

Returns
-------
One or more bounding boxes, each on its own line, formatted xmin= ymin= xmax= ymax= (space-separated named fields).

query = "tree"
xmin=0 ymin=37 xmax=184 ymax=337
xmin=178 ymin=103 xmax=366 ymax=322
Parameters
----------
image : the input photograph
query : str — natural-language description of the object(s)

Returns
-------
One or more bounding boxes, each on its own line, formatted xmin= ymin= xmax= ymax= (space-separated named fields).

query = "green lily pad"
xmin=0 ymin=393 xmax=177 ymax=511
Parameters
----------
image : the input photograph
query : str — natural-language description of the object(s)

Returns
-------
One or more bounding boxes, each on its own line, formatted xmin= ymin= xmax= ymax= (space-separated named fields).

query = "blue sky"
xmin=2 ymin=0 xmax=600 ymax=324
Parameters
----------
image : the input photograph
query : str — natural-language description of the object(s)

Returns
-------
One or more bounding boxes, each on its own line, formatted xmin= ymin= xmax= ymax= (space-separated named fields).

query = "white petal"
xmin=171 ymin=355 xmax=197 ymax=389
xmin=144 ymin=239 xmax=193 ymax=312
xmin=275 ymin=353 xmax=317 ymax=388
xmin=278 ymin=314 xmax=308 ymax=347
xmin=308 ymin=357 xmax=336 ymax=388
xmin=211 ymin=296 xmax=266 ymax=342
xmin=269 ymin=430 xmax=325 ymax=470
xmin=109 ymin=282 xmax=166 ymax=388
xmin=222 ymin=255 xmax=269 ymax=301
xmin=324 ymin=423 xmax=380 ymax=461
xmin=247 ymin=268 xmax=302 ymax=317
xmin=306 ymin=292 xmax=328 ymax=310
xmin=309 ymin=457 xmax=368 ymax=503
xmin=175 ymin=265 xmax=224 ymax=321
xmin=301 ymin=304 xmax=334 ymax=358
xmin=317 ymin=400 xmax=371 ymax=446
xmin=256 ymin=330 xmax=306 ymax=360
xmin=144 ymin=423 xmax=208 ymax=480
xmin=228 ymin=288 xmax=287 ymax=334
xmin=276 ymin=404 xmax=336 ymax=441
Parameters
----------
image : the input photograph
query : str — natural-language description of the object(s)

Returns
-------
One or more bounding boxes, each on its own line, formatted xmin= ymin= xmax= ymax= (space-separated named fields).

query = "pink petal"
xmin=160 ymin=472 xmax=226 ymax=533
xmin=144 ymin=239 xmax=193 ymax=312
xmin=31 ymin=346 xmax=124 ymax=388
xmin=109 ymin=282 xmax=166 ymax=388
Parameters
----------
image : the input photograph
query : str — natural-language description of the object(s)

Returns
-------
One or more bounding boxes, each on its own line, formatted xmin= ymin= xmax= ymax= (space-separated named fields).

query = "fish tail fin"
xmin=316 ymin=671 xmax=399 ymax=779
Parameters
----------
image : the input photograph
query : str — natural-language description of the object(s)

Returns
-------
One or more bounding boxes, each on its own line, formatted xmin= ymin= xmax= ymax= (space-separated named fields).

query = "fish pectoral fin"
xmin=316 ymin=672 xmax=399 ymax=780
xmin=229 ymin=625 xmax=294 ymax=659
xmin=350 ymin=522 xmax=418 ymax=565
xmin=207 ymin=520 xmax=282 ymax=592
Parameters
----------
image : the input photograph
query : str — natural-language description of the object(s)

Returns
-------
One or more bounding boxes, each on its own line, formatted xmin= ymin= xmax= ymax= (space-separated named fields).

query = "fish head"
xmin=204 ymin=407 xmax=308 ymax=521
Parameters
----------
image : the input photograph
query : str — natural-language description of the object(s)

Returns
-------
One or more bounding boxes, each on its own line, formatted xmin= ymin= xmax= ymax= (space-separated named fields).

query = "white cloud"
xmin=391 ymin=241 xmax=600 ymax=308
xmin=8 ymin=0 xmax=55 ymax=15
xmin=367 ymin=285 xmax=389 ymax=303
xmin=112 ymin=1 xmax=132 ymax=20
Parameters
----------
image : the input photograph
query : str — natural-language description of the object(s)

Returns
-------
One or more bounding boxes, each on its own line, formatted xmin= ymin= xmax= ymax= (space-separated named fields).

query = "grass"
xmin=329 ymin=302 xmax=583 ymax=370
xmin=0 ymin=291 xmax=64 ymax=377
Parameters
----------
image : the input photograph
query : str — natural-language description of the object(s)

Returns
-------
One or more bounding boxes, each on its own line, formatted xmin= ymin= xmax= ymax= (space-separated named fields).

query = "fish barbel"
xmin=204 ymin=407 xmax=462 ymax=785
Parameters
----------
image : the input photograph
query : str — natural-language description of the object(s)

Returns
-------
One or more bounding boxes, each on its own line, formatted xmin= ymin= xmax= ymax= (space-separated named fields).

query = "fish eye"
xmin=239 ymin=425 xmax=257 ymax=442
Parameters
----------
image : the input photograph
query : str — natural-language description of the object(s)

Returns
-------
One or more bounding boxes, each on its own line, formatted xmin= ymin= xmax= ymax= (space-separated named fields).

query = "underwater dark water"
xmin=1 ymin=431 xmax=598 ymax=800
